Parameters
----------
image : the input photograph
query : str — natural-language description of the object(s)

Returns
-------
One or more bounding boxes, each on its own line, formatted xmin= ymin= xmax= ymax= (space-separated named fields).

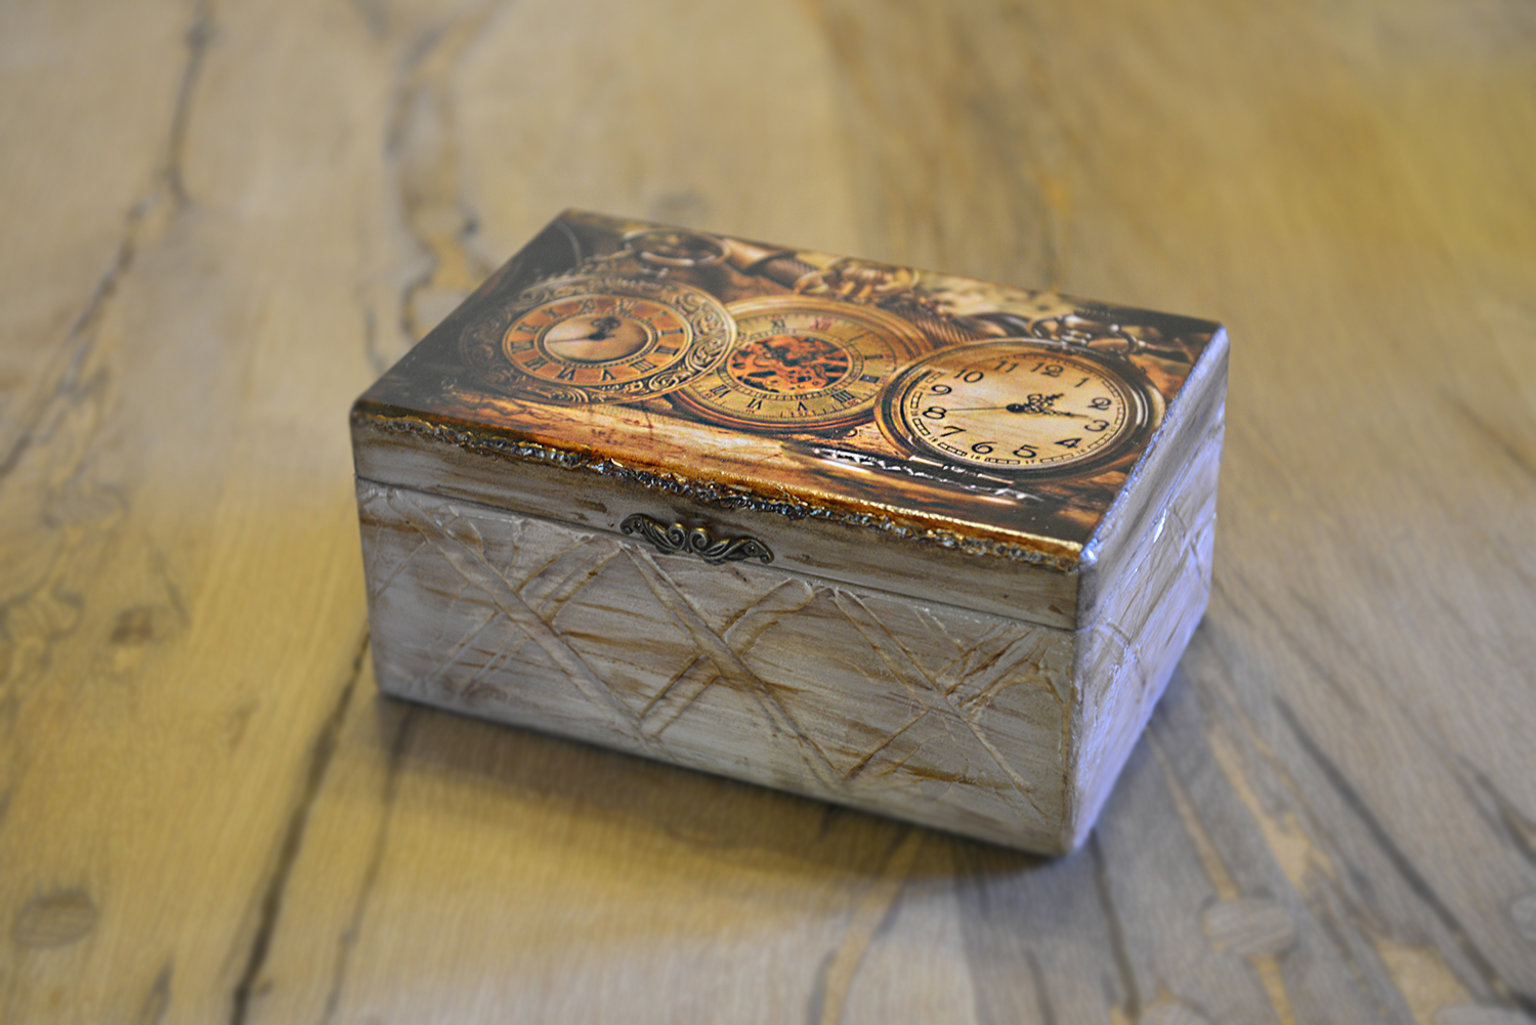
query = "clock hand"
xmin=1019 ymin=396 xmax=1093 ymax=417
xmin=941 ymin=401 xmax=1088 ymax=417
xmin=583 ymin=315 xmax=624 ymax=341
xmin=1011 ymin=393 xmax=1088 ymax=417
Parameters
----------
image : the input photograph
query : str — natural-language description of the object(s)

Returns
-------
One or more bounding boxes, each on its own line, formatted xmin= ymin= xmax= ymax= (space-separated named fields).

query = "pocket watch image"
xmin=668 ymin=295 xmax=928 ymax=433
xmin=459 ymin=275 xmax=735 ymax=404
xmin=876 ymin=338 xmax=1164 ymax=478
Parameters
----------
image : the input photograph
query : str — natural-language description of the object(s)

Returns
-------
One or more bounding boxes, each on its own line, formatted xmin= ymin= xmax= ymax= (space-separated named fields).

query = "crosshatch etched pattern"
xmin=358 ymin=480 xmax=1075 ymax=847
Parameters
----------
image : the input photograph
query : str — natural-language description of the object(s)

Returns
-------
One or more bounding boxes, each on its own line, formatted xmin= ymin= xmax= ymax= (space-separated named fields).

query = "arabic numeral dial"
xmin=877 ymin=338 xmax=1156 ymax=479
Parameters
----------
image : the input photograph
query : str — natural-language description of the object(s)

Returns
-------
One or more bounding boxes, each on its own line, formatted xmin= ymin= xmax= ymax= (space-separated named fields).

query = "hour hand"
xmin=582 ymin=315 xmax=623 ymax=341
xmin=1006 ymin=393 xmax=1085 ymax=417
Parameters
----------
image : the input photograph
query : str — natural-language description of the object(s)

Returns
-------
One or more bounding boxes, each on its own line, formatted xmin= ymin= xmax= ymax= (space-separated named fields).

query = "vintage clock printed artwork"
xmin=877 ymin=338 xmax=1163 ymax=479
xmin=669 ymin=295 xmax=927 ymax=432
xmin=458 ymin=274 xmax=734 ymax=404
xmin=359 ymin=210 xmax=1221 ymax=550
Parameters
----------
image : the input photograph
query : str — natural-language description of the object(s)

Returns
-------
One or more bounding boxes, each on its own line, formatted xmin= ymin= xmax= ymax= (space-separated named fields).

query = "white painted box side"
xmin=357 ymin=479 xmax=1078 ymax=851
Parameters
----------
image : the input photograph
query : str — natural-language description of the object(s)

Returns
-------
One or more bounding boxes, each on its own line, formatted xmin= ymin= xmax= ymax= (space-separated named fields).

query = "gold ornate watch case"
xmin=877 ymin=337 xmax=1164 ymax=479
xmin=668 ymin=294 xmax=928 ymax=433
xmin=459 ymin=274 xmax=735 ymax=404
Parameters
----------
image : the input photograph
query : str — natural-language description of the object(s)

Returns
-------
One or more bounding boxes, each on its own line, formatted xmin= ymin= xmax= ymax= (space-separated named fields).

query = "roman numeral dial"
xmin=457 ymin=275 xmax=734 ymax=404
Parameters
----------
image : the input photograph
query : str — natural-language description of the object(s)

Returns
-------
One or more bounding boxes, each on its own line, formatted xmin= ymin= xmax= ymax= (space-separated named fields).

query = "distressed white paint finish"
xmin=1070 ymin=407 xmax=1225 ymax=842
xmin=359 ymin=478 xmax=1076 ymax=851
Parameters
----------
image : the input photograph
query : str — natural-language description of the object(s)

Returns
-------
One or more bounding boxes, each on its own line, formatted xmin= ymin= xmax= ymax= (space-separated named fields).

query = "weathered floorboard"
xmin=1 ymin=0 xmax=1532 ymax=1022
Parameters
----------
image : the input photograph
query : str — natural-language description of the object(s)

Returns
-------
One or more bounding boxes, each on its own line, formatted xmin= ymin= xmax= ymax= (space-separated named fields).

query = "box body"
xmin=352 ymin=211 xmax=1227 ymax=853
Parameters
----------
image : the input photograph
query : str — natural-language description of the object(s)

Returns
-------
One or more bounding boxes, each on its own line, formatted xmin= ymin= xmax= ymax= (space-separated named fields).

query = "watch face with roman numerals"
xmin=877 ymin=338 xmax=1161 ymax=478
xmin=458 ymin=275 xmax=734 ymax=404
xmin=668 ymin=295 xmax=928 ymax=433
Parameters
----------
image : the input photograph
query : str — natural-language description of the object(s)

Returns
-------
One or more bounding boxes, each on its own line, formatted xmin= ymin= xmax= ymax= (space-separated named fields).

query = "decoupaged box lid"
xmin=351 ymin=210 xmax=1227 ymax=631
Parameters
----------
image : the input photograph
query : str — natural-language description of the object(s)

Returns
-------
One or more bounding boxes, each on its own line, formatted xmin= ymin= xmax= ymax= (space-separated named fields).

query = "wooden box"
xmin=350 ymin=211 xmax=1227 ymax=854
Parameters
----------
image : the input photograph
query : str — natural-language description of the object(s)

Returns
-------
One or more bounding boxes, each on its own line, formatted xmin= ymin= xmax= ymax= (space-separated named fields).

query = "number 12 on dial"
xmin=876 ymin=339 xmax=1162 ymax=479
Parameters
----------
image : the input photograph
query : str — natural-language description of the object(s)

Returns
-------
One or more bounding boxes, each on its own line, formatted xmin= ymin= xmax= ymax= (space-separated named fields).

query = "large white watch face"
xmin=878 ymin=339 xmax=1156 ymax=477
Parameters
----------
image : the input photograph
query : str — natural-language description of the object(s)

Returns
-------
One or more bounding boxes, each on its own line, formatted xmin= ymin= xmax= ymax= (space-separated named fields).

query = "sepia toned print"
xmin=670 ymin=294 xmax=927 ymax=432
xmin=356 ymin=210 xmax=1221 ymax=561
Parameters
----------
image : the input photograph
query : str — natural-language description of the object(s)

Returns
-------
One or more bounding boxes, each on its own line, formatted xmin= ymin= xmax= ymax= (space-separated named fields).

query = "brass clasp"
xmin=619 ymin=514 xmax=773 ymax=566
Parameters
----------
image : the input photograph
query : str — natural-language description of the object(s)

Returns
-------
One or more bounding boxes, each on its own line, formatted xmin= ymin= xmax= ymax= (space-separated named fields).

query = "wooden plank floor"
xmin=2 ymin=1 xmax=1533 ymax=1021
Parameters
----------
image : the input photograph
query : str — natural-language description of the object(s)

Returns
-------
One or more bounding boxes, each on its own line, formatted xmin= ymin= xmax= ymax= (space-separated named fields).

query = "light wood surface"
xmin=2 ymin=1 xmax=1533 ymax=1022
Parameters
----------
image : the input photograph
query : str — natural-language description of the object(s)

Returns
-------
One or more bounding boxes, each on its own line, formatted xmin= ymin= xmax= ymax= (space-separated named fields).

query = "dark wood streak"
xmin=385 ymin=1 xmax=501 ymax=342
xmin=1238 ymin=583 xmax=1367 ymax=715
xmin=1022 ymin=951 xmax=1058 ymax=1025
xmin=1453 ymin=763 xmax=1536 ymax=874
xmin=0 ymin=221 xmax=131 ymax=485
xmin=318 ymin=706 xmax=418 ymax=1025
xmin=1088 ymin=834 xmax=1141 ymax=1019
xmin=1442 ymin=391 xmax=1536 ymax=484
xmin=0 ymin=0 xmax=214 ymax=479
xmin=229 ymin=631 xmax=371 ymax=1025
xmin=1274 ymin=697 xmax=1536 ymax=1014
xmin=133 ymin=961 xmax=173 ymax=1025
xmin=163 ymin=0 xmax=213 ymax=209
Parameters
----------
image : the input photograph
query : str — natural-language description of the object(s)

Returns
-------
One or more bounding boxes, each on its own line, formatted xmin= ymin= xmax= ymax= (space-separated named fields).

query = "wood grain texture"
xmin=2 ymin=0 xmax=1533 ymax=1022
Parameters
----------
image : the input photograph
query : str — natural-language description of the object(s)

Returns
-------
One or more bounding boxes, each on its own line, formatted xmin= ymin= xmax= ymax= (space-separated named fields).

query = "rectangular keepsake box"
xmin=351 ymin=210 xmax=1227 ymax=854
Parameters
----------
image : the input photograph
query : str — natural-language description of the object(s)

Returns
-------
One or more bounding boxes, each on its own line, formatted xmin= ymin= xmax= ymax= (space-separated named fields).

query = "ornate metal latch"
xmin=620 ymin=514 xmax=774 ymax=566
